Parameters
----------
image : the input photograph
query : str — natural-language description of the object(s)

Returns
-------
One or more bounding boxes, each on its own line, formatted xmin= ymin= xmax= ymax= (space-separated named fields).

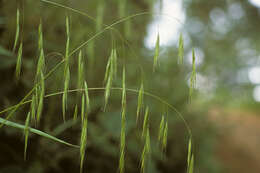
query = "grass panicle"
xmin=77 ymin=51 xmax=84 ymax=89
xmin=189 ymin=48 xmax=196 ymax=102
xmin=178 ymin=33 xmax=184 ymax=65
xmin=73 ymin=104 xmax=78 ymax=121
xmin=153 ymin=33 xmax=160 ymax=72
xmin=80 ymin=96 xmax=88 ymax=173
xmin=13 ymin=8 xmax=20 ymax=52
xmin=136 ymin=81 xmax=144 ymax=123
xmin=119 ymin=67 xmax=126 ymax=173
xmin=62 ymin=16 xmax=71 ymax=121
xmin=24 ymin=111 xmax=31 ymax=160
xmin=15 ymin=42 xmax=23 ymax=80
xmin=142 ymin=107 xmax=149 ymax=139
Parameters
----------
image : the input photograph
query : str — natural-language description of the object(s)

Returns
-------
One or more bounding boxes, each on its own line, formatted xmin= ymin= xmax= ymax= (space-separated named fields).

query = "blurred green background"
xmin=1 ymin=0 xmax=260 ymax=173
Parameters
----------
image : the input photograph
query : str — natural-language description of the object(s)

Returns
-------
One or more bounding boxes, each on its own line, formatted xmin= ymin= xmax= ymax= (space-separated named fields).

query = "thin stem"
xmin=0 ymin=87 xmax=192 ymax=137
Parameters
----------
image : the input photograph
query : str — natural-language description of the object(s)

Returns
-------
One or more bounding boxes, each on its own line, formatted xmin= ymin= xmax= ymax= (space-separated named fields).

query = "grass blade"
xmin=0 ymin=117 xmax=79 ymax=148
xmin=15 ymin=43 xmax=23 ymax=80
xmin=13 ymin=8 xmax=20 ymax=52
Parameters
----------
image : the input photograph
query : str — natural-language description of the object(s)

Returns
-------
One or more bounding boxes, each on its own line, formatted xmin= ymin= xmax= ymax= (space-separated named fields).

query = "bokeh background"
xmin=0 ymin=0 xmax=260 ymax=172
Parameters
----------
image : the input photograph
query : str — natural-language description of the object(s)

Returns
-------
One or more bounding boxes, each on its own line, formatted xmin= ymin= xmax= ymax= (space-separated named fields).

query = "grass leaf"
xmin=0 ymin=117 xmax=79 ymax=148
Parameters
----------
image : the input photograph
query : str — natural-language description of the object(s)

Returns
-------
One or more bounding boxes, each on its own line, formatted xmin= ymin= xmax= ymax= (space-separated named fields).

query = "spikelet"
xmin=178 ymin=33 xmax=184 ymax=65
xmin=84 ymin=81 xmax=90 ymax=112
xmin=80 ymin=106 xmax=88 ymax=173
xmin=38 ymin=19 xmax=43 ymax=52
xmin=153 ymin=33 xmax=160 ymax=72
xmin=36 ymin=49 xmax=45 ymax=78
xmin=81 ymin=94 xmax=85 ymax=122
xmin=15 ymin=43 xmax=23 ymax=80
xmin=30 ymin=95 xmax=36 ymax=125
xmin=188 ymin=154 xmax=194 ymax=173
xmin=13 ymin=8 xmax=20 ymax=52
xmin=189 ymin=48 xmax=196 ymax=102
xmin=158 ymin=115 xmax=165 ymax=142
xmin=187 ymin=138 xmax=192 ymax=167
xmin=104 ymin=48 xmax=117 ymax=110
xmin=62 ymin=16 xmax=70 ymax=121
xmin=136 ymin=81 xmax=144 ymax=123
xmin=162 ymin=119 xmax=168 ymax=150
xmin=142 ymin=107 xmax=149 ymax=139
xmin=73 ymin=104 xmax=78 ymax=121
xmin=119 ymin=67 xmax=126 ymax=173
xmin=24 ymin=111 xmax=31 ymax=161
xmin=141 ymin=128 xmax=150 ymax=173
xmin=36 ymin=71 xmax=44 ymax=123
xmin=77 ymin=51 xmax=84 ymax=89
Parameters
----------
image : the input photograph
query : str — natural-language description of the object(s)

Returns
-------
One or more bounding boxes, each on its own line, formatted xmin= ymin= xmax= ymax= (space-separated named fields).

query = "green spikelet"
xmin=80 ymin=107 xmax=88 ymax=173
xmin=36 ymin=49 xmax=45 ymax=78
xmin=13 ymin=8 xmax=20 ymax=52
xmin=30 ymin=95 xmax=36 ymax=125
xmin=178 ymin=33 xmax=184 ymax=65
xmin=187 ymin=138 xmax=192 ymax=167
xmin=73 ymin=104 xmax=78 ymax=121
xmin=162 ymin=119 xmax=168 ymax=150
xmin=158 ymin=115 xmax=165 ymax=142
xmin=77 ymin=51 xmax=84 ymax=89
xmin=141 ymin=128 xmax=150 ymax=173
xmin=38 ymin=20 xmax=43 ymax=52
xmin=81 ymin=94 xmax=85 ymax=122
xmin=84 ymin=81 xmax=90 ymax=111
xmin=15 ymin=43 xmax=23 ymax=80
xmin=119 ymin=67 xmax=126 ymax=173
xmin=24 ymin=111 xmax=31 ymax=160
xmin=136 ymin=81 xmax=144 ymax=123
xmin=104 ymin=48 xmax=117 ymax=110
xmin=36 ymin=71 xmax=44 ymax=123
xmin=189 ymin=48 xmax=196 ymax=102
xmin=62 ymin=16 xmax=70 ymax=121
xmin=142 ymin=107 xmax=149 ymax=139
xmin=188 ymin=154 xmax=194 ymax=173
xmin=153 ymin=33 xmax=160 ymax=72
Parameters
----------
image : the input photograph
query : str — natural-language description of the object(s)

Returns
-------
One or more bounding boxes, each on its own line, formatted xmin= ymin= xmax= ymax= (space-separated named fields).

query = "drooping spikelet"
xmin=189 ymin=48 xmax=196 ymax=102
xmin=13 ymin=8 xmax=20 ymax=52
xmin=15 ymin=42 xmax=23 ymax=80
xmin=119 ymin=67 xmax=126 ymax=173
xmin=178 ymin=33 xmax=184 ymax=65
xmin=142 ymin=107 xmax=149 ymax=139
xmin=24 ymin=111 xmax=31 ymax=160
xmin=136 ymin=81 xmax=144 ymax=123
xmin=153 ymin=33 xmax=160 ymax=72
